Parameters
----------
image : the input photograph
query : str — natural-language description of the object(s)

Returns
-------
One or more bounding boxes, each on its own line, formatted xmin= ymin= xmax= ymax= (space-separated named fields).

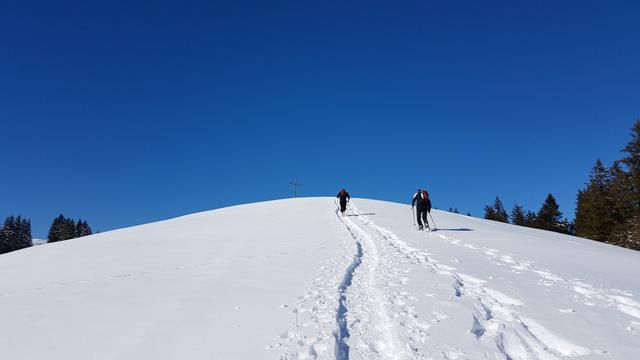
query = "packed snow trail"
xmin=334 ymin=240 xmax=362 ymax=359
xmin=275 ymin=200 xmax=409 ymax=360
xmin=337 ymin=203 xmax=406 ymax=360
xmin=334 ymin=207 xmax=364 ymax=360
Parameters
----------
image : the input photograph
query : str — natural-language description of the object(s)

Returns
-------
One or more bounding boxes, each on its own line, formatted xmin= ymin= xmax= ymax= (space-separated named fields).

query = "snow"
xmin=1 ymin=198 xmax=639 ymax=359
xmin=32 ymin=238 xmax=47 ymax=246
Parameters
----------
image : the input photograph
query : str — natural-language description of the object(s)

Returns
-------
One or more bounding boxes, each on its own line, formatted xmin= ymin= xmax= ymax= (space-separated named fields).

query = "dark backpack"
xmin=421 ymin=190 xmax=430 ymax=205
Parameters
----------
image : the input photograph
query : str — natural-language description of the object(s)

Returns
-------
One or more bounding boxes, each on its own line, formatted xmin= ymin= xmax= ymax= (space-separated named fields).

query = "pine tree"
xmin=609 ymin=161 xmax=634 ymax=220
xmin=617 ymin=119 xmax=640 ymax=247
xmin=511 ymin=204 xmax=526 ymax=226
xmin=0 ymin=216 xmax=16 ymax=254
xmin=64 ymin=218 xmax=76 ymax=240
xmin=575 ymin=159 xmax=615 ymax=241
xmin=495 ymin=198 xmax=508 ymax=223
xmin=0 ymin=227 xmax=5 ymax=254
xmin=536 ymin=194 xmax=564 ymax=232
xmin=484 ymin=197 xmax=509 ymax=223
xmin=622 ymin=120 xmax=640 ymax=206
xmin=75 ymin=219 xmax=93 ymax=238
xmin=524 ymin=211 xmax=537 ymax=227
xmin=493 ymin=197 xmax=509 ymax=223
xmin=16 ymin=216 xmax=32 ymax=250
xmin=0 ymin=216 xmax=32 ymax=254
xmin=608 ymin=162 xmax=636 ymax=247
xmin=48 ymin=214 xmax=76 ymax=242
xmin=75 ymin=219 xmax=82 ymax=237
xmin=48 ymin=215 xmax=62 ymax=242
xmin=484 ymin=205 xmax=497 ymax=220
xmin=573 ymin=120 xmax=640 ymax=249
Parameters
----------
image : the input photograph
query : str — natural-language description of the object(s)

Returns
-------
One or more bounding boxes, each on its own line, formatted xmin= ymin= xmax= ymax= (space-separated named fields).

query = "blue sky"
xmin=1 ymin=0 xmax=638 ymax=237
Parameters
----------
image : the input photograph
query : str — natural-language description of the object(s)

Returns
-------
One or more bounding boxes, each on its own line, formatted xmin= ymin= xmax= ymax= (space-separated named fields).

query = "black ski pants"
xmin=417 ymin=208 xmax=429 ymax=228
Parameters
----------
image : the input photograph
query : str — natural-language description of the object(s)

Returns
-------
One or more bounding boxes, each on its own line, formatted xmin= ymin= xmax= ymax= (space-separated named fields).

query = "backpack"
xmin=421 ymin=190 xmax=429 ymax=203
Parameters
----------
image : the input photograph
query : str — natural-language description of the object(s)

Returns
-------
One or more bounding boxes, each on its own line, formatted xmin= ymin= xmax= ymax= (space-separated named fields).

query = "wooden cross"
xmin=289 ymin=177 xmax=303 ymax=198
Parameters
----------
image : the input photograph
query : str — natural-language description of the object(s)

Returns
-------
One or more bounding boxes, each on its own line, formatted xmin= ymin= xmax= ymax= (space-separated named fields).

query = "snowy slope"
xmin=32 ymin=238 xmax=47 ymax=246
xmin=1 ymin=198 xmax=638 ymax=360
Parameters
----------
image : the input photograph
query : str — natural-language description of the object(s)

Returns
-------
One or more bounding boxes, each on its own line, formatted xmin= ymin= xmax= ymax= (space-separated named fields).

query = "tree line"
xmin=574 ymin=120 xmax=640 ymax=250
xmin=0 ymin=214 xmax=93 ymax=255
xmin=483 ymin=194 xmax=571 ymax=234
xmin=484 ymin=120 xmax=640 ymax=250
xmin=0 ymin=216 xmax=33 ymax=254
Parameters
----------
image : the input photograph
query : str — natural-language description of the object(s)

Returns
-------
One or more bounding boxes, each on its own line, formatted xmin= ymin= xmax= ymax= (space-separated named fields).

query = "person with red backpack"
xmin=411 ymin=189 xmax=432 ymax=230
xmin=336 ymin=189 xmax=350 ymax=215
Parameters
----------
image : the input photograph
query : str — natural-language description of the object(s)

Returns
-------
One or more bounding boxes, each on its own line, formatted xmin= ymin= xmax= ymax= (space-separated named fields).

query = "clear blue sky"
xmin=1 ymin=0 xmax=638 ymax=238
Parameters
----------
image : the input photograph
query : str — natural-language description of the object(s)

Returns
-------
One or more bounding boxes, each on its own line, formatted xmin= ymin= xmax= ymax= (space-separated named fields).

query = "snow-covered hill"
xmin=1 ymin=198 xmax=638 ymax=359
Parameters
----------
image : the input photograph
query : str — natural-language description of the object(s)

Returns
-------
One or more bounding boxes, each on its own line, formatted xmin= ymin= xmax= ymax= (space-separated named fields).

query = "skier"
xmin=336 ymin=189 xmax=350 ymax=215
xmin=411 ymin=189 xmax=432 ymax=230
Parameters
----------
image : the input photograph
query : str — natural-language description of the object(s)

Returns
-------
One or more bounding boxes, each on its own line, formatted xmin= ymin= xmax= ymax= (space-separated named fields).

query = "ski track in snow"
xmin=272 ymin=201 xmax=631 ymax=360
xmin=339 ymin=202 xmax=406 ymax=360
xmin=430 ymin=232 xmax=640 ymax=325
xmin=272 ymin=201 xmax=356 ymax=359
xmin=275 ymin=200 xmax=410 ymax=360
xmin=334 ymin=221 xmax=363 ymax=360
xmin=348 ymin=203 xmax=592 ymax=360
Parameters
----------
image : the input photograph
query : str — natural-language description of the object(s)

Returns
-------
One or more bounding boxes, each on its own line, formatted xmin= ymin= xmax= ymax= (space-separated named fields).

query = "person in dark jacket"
xmin=337 ymin=189 xmax=350 ymax=215
xmin=411 ymin=189 xmax=432 ymax=230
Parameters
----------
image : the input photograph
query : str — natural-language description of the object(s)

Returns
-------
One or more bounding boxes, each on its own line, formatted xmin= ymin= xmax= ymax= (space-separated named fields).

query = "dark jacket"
xmin=412 ymin=191 xmax=432 ymax=211
xmin=337 ymin=191 xmax=350 ymax=204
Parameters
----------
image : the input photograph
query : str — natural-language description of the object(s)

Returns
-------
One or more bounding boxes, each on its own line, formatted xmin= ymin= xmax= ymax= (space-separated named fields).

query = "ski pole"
xmin=429 ymin=211 xmax=437 ymax=230
xmin=411 ymin=207 xmax=416 ymax=225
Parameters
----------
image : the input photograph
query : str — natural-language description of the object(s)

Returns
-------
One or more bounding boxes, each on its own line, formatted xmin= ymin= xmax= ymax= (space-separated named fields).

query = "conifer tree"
xmin=0 ymin=216 xmax=32 ymax=254
xmin=573 ymin=121 xmax=640 ymax=249
xmin=484 ymin=197 xmax=509 ymax=223
xmin=16 ymin=216 xmax=33 ymax=249
xmin=524 ymin=211 xmax=537 ymax=227
xmin=493 ymin=197 xmax=509 ymax=223
xmin=614 ymin=119 xmax=640 ymax=248
xmin=0 ymin=228 xmax=5 ymax=254
xmin=48 ymin=215 xmax=62 ymax=242
xmin=622 ymin=120 xmax=640 ymax=205
xmin=575 ymin=159 xmax=615 ymax=241
xmin=0 ymin=216 xmax=16 ymax=254
xmin=75 ymin=219 xmax=93 ymax=238
xmin=511 ymin=204 xmax=526 ymax=226
xmin=48 ymin=214 xmax=76 ymax=242
xmin=536 ymin=194 xmax=563 ymax=232
xmin=484 ymin=205 xmax=497 ymax=220
xmin=609 ymin=161 xmax=634 ymax=221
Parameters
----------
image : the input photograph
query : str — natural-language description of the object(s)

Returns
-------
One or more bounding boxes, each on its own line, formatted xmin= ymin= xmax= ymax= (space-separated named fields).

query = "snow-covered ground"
xmin=1 ymin=198 xmax=638 ymax=359
xmin=32 ymin=238 xmax=47 ymax=246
